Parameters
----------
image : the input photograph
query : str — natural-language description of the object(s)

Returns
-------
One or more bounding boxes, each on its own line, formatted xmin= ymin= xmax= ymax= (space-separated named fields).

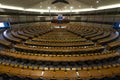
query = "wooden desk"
xmin=107 ymin=40 xmax=120 ymax=50
xmin=3 ymin=30 xmax=22 ymax=43
xmin=91 ymin=32 xmax=111 ymax=41
xmin=97 ymin=32 xmax=119 ymax=45
xmin=25 ymin=41 xmax=94 ymax=47
xmin=0 ymin=40 xmax=12 ymax=48
xmin=85 ymin=31 xmax=104 ymax=39
xmin=14 ymin=44 xmax=105 ymax=53
xmin=11 ymin=30 xmax=28 ymax=40
xmin=0 ymin=50 xmax=119 ymax=62
xmin=88 ymin=69 xmax=102 ymax=78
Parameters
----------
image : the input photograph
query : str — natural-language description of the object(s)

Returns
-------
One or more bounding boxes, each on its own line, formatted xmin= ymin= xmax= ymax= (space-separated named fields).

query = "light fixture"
xmin=70 ymin=6 xmax=73 ymax=9
xmin=96 ymin=0 xmax=100 ymax=3
xmin=0 ymin=4 xmax=24 ymax=10
xmin=0 ymin=3 xmax=120 ymax=13
xmin=73 ymin=8 xmax=96 ymax=12
xmin=48 ymin=7 xmax=51 ymax=10
xmin=25 ymin=9 xmax=49 ymax=12
xmin=98 ymin=3 xmax=120 ymax=9
xmin=40 ymin=6 xmax=42 ymax=8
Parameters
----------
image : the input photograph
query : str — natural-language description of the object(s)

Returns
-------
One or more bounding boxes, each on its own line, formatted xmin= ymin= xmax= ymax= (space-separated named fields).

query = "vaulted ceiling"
xmin=0 ymin=0 xmax=120 ymax=12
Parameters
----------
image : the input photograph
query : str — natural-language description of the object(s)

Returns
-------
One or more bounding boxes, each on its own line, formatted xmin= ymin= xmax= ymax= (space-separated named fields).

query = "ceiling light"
xmin=25 ymin=9 xmax=49 ymax=12
xmin=79 ymin=5 xmax=81 ymax=8
xmin=0 ymin=4 xmax=24 ymax=10
xmin=25 ymin=8 xmax=96 ymax=13
xmin=73 ymin=8 xmax=96 ymax=12
xmin=40 ymin=6 xmax=42 ymax=8
xmin=96 ymin=0 xmax=99 ymax=3
xmin=98 ymin=4 xmax=120 ymax=9
xmin=0 ymin=2 xmax=120 ymax=13
xmin=70 ymin=6 xmax=73 ymax=9
xmin=48 ymin=7 xmax=51 ymax=9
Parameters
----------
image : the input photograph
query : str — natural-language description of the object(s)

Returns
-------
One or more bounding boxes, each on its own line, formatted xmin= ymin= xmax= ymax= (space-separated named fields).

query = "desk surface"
xmin=0 ymin=64 xmax=120 ymax=79
xmin=0 ymin=50 xmax=119 ymax=62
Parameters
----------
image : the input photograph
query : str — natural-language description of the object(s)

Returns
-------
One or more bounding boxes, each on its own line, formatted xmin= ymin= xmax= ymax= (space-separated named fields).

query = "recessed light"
xmin=96 ymin=0 xmax=99 ymax=3
xmin=40 ymin=6 xmax=42 ymax=8
xmin=70 ymin=6 xmax=73 ymax=9
xmin=48 ymin=7 xmax=51 ymax=9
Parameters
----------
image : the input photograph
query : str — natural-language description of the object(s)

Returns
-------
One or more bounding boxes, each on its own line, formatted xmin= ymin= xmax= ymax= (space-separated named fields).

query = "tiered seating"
xmin=0 ymin=50 xmax=119 ymax=62
xmin=85 ymin=30 xmax=104 ymax=39
xmin=11 ymin=30 xmax=28 ymax=40
xmin=2 ymin=30 xmax=22 ymax=43
xmin=107 ymin=40 xmax=120 ymax=50
xmin=0 ymin=24 xmax=53 ymax=45
xmin=90 ymin=32 xmax=111 ymax=41
xmin=0 ymin=60 xmax=120 ymax=80
xmin=97 ymin=32 xmax=119 ymax=45
xmin=24 ymin=41 xmax=94 ymax=47
xmin=0 ymin=39 xmax=12 ymax=48
xmin=67 ymin=24 xmax=120 ymax=46
xmin=0 ymin=23 xmax=120 ymax=80
xmin=14 ymin=44 xmax=104 ymax=53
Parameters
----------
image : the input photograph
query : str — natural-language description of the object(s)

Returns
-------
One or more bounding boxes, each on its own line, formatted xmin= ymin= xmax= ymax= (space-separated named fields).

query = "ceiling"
xmin=0 ymin=0 xmax=120 ymax=12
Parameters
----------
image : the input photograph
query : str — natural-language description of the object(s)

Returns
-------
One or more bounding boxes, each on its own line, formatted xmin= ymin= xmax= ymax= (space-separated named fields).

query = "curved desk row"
xmin=14 ymin=44 xmax=105 ymax=53
xmin=0 ymin=50 xmax=119 ymax=62
xmin=0 ymin=62 xmax=120 ymax=79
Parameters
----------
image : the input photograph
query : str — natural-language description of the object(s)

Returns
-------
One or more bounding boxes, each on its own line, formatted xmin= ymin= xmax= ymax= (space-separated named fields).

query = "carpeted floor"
xmin=0 ymin=77 xmax=2 ymax=80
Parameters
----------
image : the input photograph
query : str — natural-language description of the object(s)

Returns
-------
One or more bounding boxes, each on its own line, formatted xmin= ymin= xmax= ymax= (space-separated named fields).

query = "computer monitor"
xmin=0 ymin=22 xmax=11 ymax=29
xmin=58 ymin=15 xmax=63 ymax=20
xmin=112 ymin=22 xmax=120 ymax=29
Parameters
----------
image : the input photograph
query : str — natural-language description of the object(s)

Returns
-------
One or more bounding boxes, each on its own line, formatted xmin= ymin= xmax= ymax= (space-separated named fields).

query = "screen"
xmin=58 ymin=16 xmax=63 ymax=20
xmin=112 ymin=22 xmax=120 ymax=29
xmin=0 ymin=23 xmax=5 ymax=27
xmin=0 ymin=22 xmax=11 ymax=29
